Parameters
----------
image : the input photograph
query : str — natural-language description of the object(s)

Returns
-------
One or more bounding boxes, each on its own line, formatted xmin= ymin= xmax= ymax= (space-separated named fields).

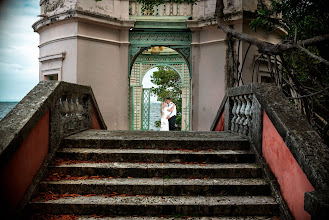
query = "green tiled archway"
xmin=129 ymin=31 xmax=192 ymax=131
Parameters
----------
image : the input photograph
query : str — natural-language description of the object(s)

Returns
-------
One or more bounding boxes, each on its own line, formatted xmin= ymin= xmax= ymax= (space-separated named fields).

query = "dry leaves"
xmin=44 ymin=173 xmax=116 ymax=181
xmin=32 ymin=191 xmax=149 ymax=202
xmin=31 ymin=214 xmax=78 ymax=220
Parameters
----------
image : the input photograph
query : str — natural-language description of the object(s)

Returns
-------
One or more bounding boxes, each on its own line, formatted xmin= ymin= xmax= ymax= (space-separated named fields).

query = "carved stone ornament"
xmin=45 ymin=0 xmax=64 ymax=13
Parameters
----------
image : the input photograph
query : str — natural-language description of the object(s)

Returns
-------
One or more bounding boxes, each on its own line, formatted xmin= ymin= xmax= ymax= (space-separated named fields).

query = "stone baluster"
xmin=73 ymin=95 xmax=80 ymax=130
xmin=238 ymin=96 xmax=246 ymax=134
xmin=129 ymin=2 xmax=132 ymax=15
xmin=243 ymin=95 xmax=252 ymax=135
xmin=163 ymin=4 xmax=166 ymax=16
xmin=231 ymin=97 xmax=238 ymax=131
xmin=67 ymin=96 xmax=75 ymax=130
xmin=170 ymin=2 xmax=173 ymax=15
xmin=235 ymin=96 xmax=242 ymax=133
xmin=59 ymin=98 xmax=66 ymax=134
xmin=62 ymin=97 xmax=70 ymax=133
xmin=76 ymin=95 xmax=84 ymax=130
xmin=82 ymin=95 xmax=90 ymax=128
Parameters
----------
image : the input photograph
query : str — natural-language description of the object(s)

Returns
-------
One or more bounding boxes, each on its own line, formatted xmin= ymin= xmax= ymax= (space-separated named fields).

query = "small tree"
xmin=150 ymin=66 xmax=182 ymax=129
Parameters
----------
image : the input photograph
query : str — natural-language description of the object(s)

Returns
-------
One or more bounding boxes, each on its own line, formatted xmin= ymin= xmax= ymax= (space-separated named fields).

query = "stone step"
xmin=62 ymin=130 xmax=249 ymax=150
xmin=56 ymin=148 xmax=255 ymax=163
xmin=28 ymin=195 xmax=279 ymax=216
xmin=39 ymin=178 xmax=270 ymax=196
xmin=76 ymin=217 xmax=276 ymax=220
xmin=31 ymin=215 xmax=277 ymax=219
xmin=48 ymin=162 xmax=262 ymax=178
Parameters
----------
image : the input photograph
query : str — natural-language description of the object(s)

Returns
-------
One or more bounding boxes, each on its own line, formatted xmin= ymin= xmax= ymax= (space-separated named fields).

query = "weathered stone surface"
xmin=62 ymin=130 xmax=250 ymax=150
xmin=40 ymin=178 xmax=269 ymax=196
xmin=0 ymin=81 xmax=106 ymax=165
xmin=211 ymin=83 xmax=329 ymax=219
xmin=49 ymin=162 xmax=261 ymax=178
xmin=304 ymin=191 xmax=329 ymax=220
xmin=77 ymin=216 xmax=275 ymax=220
xmin=0 ymin=81 xmax=106 ymax=216
xmin=28 ymin=195 xmax=278 ymax=216
xmin=0 ymin=81 xmax=58 ymax=164
xmin=57 ymin=148 xmax=255 ymax=163
xmin=26 ymin=127 xmax=279 ymax=218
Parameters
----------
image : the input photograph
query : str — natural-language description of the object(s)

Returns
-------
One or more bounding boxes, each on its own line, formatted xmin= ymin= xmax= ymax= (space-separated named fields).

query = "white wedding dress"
xmin=160 ymin=106 xmax=170 ymax=131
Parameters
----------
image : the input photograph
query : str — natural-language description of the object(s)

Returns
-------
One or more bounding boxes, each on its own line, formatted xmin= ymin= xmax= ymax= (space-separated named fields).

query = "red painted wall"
xmin=215 ymin=111 xmax=225 ymax=131
xmin=0 ymin=110 xmax=50 ymax=214
xmin=262 ymin=112 xmax=315 ymax=220
xmin=91 ymin=106 xmax=101 ymax=129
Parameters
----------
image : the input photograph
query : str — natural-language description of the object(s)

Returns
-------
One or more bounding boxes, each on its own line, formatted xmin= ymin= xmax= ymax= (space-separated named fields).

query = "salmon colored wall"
xmin=215 ymin=111 xmax=225 ymax=131
xmin=0 ymin=110 xmax=50 ymax=214
xmin=262 ymin=112 xmax=315 ymax=220
xmin=91 ymin=106 xmax=101 ymax=129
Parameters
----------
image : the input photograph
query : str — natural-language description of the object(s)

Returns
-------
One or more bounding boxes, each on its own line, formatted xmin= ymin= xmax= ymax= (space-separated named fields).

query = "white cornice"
xmin=39 ymin=52 xmax=66 ymax=62
xmin=39 ymin=35 xmax=130 ymax=48
xmin=33 ymin=10 xmax=135 ymax=33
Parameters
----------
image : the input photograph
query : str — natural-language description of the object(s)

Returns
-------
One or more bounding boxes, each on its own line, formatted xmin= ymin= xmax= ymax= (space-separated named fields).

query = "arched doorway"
xmin=129 ymin=46 xmax=191 ymax=131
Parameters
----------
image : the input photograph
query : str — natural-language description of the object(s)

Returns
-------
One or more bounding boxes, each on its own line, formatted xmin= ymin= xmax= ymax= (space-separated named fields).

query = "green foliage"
xmin=250 ymin=1 xmax=282 ymax=33
xmin=249 ymin=1 xmax=329 ymax=143
xmin=250 ymin=0 xmax=329 ymax=38
xmin=150 ymin=66 xmax=182 ymax=129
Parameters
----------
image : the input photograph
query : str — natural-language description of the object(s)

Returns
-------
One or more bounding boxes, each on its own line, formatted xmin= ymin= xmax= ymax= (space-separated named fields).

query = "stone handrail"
xmin=211 ymin=83 xmax=329 ymax=219
xmin=0 ymin=81 xmax=106 ymax=215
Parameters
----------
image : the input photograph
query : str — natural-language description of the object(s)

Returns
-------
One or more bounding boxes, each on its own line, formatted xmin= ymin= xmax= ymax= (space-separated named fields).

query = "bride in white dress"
xmin=160 ymin=102 xmax=170 ymax=131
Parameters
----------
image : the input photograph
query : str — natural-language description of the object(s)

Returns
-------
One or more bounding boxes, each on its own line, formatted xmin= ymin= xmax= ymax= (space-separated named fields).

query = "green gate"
xmin=141 ymin=88 xmax=151 ymax=130
xmin=128 ymin=30 xmax=192 ymax=131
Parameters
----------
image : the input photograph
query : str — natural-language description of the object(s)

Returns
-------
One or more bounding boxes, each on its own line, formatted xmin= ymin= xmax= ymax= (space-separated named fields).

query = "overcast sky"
xmin=142 ymin=67 xmax=159 ymax=103
xmin=0 ymin=0 xmax=39 ymax=101
xmin=0 ymin=0 xmax=160 ymax=103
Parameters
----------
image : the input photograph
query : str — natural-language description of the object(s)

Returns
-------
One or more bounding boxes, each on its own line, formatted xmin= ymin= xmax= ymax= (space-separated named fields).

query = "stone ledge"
xmin=0 ymin=81 xmax=106 ymax=216
xmin=212 ymin=83 xmax=329 ymax=218
xmin=305 ymin=191 xmax=329 ymax=219
xmin=0 ymin=80 xmax=106 ymax=166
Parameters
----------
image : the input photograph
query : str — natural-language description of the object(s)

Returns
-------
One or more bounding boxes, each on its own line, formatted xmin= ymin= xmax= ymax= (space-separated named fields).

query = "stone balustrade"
xmin=59 ymin=94 xmax=91 ymax=136
xmin=129 ymin=0 xmax=193 ymax=17
xmin=0 ymin=81 xmax=106 ymax=215
xmin=230 ymin=94 xmax=252 ymax=136
xmin=211 ymin=83 xmax=329 ymax=220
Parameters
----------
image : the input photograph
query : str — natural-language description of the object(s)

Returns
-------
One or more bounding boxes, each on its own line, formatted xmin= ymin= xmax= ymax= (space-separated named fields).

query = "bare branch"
xmin=215 ymin=0 xmax=293 ymax=54
xmin=288 ymin=87 xmax=329 ymax=99
xmin=295 ymin=44 xmax=329 ymax=66
xmin=215 ymin=0 xmax=329 ymax=55
xmin=298 ymin=34 xmax=329 ymax=46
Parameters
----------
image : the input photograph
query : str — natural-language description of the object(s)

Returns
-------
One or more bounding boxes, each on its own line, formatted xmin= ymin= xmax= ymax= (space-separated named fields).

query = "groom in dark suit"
xmin=166 ymin=98 xmax=176 ymax=131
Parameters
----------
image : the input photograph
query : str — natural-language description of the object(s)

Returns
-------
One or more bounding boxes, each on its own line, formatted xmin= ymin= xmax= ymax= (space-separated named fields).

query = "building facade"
xmin=33 ymin=0 xmax=283 ymax=130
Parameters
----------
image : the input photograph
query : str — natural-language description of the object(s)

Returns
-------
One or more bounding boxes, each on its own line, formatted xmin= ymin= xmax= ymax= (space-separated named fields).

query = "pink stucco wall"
xmin=262 ymin=112 xmax=315 ymax=220
xmin=215 ymin=111 xmax=225 ymax=131
xmin=91 ymin=106 xmax=101 ymax=129
xmin=0 ymin=110 xmax=50 ymax=214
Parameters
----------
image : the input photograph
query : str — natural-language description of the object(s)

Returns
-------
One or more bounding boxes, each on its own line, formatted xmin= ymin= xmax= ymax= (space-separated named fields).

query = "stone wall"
xmin=211 ymin=83 xmax=329 ymax=219
xmin=0 ymin=81 xmax=106 ymax=216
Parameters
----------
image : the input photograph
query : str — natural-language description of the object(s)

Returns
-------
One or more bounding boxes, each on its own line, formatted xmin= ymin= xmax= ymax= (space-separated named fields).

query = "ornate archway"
xmin=128 ymin=31 xmax=192 ymax=131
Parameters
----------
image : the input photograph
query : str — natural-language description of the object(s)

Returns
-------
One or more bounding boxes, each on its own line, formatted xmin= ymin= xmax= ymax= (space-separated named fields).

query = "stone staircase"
xmin=27 ymin=130 xmax=279 ymax=219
